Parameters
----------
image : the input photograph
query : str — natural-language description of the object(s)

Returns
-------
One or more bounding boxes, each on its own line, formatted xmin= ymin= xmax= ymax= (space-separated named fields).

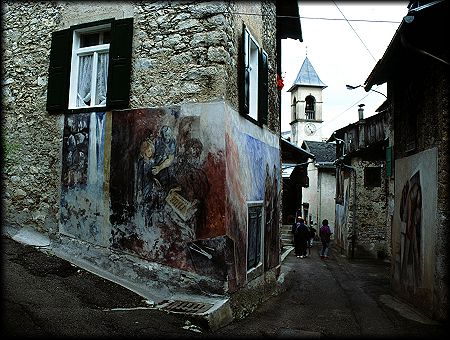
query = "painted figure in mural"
xmin=171 ymin=138 xmax=209 ymax=239
xmin=319 ymin=219 xmax=332 ymax=259
xmin=152 ymin=125 xmax=176 ymax=186
xmin=149 ymin=125 xmax=177 ymax=221
xmin=264 ymin=164 xmax=280 ymax=268
xmin=292 ymin=216 xmax=309 ymax=258
xmin=135 ymin=125 xmax=176 ymax=225
xmin=399 ymin=170 xmax=422 ymax=289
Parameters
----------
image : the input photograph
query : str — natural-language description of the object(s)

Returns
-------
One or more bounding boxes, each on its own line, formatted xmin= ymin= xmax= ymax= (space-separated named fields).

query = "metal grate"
xmin=159 ymin=300 xmax=213 ymax=314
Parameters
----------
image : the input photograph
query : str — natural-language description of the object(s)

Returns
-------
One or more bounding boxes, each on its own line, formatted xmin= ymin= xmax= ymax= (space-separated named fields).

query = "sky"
xmin=281 ymin=1 xmax=409 ymax=139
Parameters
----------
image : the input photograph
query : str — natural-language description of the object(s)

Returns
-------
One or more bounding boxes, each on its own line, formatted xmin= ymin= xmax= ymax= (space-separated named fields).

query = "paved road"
xmin=216 ymin=245 xmax=447 ymax=338
xmin=2 ymin=236 xmax=447 ymax=337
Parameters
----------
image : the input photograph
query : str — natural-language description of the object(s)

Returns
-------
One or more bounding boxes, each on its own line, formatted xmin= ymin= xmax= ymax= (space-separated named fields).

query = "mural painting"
xmin=59 ymin=106 xmax=281 ymax=292
xmin=399 ymin=170 xmax=422 ymax=288
xmin=225 ymin=130 xmax=281 ymax=289
xmin=109 ymin=107 xmax=221 ymax=271
xmin=393 ymin=148 xmax=437 ymax=298
xmin=60 ymin=112 xmax=110 ymax=246
xmin=335 ymin=176 xmax=350 ymax=251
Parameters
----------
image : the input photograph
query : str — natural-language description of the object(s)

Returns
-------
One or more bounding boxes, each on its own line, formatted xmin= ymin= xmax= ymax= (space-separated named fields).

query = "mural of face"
xmin=140 ymin=136 xmax=155 ymax=161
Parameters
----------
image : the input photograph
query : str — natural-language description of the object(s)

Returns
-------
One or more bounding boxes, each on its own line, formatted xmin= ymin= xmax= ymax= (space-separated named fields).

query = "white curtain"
xmin=77 ymin=55 xmax=93 ymax=107
xmin=96 ymin=52 xmax=109 ymax=105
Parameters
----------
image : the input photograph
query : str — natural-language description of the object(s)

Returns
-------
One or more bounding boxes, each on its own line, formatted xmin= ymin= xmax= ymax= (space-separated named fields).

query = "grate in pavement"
xmin=159 ymin=300 xmax=213 ymax=314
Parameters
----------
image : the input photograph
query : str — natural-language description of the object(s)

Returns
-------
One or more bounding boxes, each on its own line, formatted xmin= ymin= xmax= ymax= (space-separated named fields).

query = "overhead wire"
xmin=332 ymin=1 xmax=377 ymax=62
xmin=284 ymin=2 xmax=388 ymax=136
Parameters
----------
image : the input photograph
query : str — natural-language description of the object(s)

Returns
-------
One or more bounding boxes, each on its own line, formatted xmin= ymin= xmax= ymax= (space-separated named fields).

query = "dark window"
xmin=305 ymin=95 xmax=315 ymax=120
xmin=46 ymin=18 xmax=133 ymax=113
xmin=292 ymin=96 xmax=297 ymax=120
xmin=247 ymin=204 xmax=263 ymax=270
xmin=364 ymin=167 xmax=381 ymax=187
xmin=242 ymin=25 xmax=269 ymax=126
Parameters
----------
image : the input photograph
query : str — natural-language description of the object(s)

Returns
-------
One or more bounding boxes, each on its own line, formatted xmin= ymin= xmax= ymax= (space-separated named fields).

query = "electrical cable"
xmin=332 ymin=1 xmax=377 ymax=62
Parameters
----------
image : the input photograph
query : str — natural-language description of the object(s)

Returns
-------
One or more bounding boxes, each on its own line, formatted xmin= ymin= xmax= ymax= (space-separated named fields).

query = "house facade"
xmin=300 ymin=140 xmax=336 ymax=231
xmin=364 ymin=0 xmax=448 ymax=321
xmin=329 ymin=105 xmax=392 ymax=260
xmin=2 ymin=1 xmax=302 ymax=319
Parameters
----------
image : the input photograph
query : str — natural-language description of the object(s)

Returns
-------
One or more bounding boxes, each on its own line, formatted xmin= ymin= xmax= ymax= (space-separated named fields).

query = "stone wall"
xmin=350 ymin=158 xmax=388 ymax=259
xmin=2 ymin=1 xmax=279 ymax=236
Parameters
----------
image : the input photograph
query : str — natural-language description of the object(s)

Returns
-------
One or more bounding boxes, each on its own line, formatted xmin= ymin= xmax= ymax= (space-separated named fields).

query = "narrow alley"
xmin=2 ymin=236 xmax=446 ymax=338
xmin=216 ymin=243 xmax=446 ymax=338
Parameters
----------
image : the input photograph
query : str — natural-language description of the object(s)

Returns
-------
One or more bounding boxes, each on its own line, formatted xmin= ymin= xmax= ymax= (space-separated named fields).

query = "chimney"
xmin=358 ymin=104 xmax=365 ymax=120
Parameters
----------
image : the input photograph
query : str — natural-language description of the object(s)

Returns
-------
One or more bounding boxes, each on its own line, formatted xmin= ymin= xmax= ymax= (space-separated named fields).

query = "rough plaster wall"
xmin=319 ymin=171 xmax=336 ymax=231
xmin=302 ymin=163 xmax=318 ymax=223
xmin=393 ymin=62 xmax=448 ymax=320
xmin=351 ymin=158 xmax=387 ymax=258
xmin=224 ymin=106 xmax=281 ymax=291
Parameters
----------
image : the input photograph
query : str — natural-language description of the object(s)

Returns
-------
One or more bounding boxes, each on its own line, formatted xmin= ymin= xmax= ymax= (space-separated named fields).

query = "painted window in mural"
xmin=242 ymin=25 xmax=268 ymax=126
xmin=46 ymin=18 xmax=133 ymax=113
xmin=247 ymin=203 xmax=263 ymax=270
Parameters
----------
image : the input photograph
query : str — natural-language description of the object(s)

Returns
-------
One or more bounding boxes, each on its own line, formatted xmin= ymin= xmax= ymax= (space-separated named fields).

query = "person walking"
xmin=308 ymin=223 xmax=317 ymax=256
xmin=292 ymin=216 xmax=310 ymax=258
xmin=319 ymin=219 xmax=332 ymax=259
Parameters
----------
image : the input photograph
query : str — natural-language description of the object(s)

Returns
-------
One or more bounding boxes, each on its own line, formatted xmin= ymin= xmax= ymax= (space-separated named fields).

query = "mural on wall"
xmin=225 ymin=130 xmax=281 ymax=290
xmin=109 ymin=107 xmax=222 ymax=270
xmin=60 ymin=112 xmax=110 ymax=246
xmin=335 ymin=175 xmax=350 ymax=250
xmin=399 ymin=170 xmax=422 ymax=288
xmin=393 ymin=147 xmax=437 ymax=296
xmin=59 ymin=106 xmax=281 ymax=290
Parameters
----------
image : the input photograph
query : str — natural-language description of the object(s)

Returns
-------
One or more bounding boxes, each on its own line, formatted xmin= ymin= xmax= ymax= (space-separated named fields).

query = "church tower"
xmin=287 ymin=56 xmax=327 ymax=145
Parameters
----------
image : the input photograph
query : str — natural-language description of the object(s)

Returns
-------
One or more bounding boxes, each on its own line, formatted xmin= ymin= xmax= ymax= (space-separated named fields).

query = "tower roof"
xmin=287 ymin=56 xmax=327 ymax=92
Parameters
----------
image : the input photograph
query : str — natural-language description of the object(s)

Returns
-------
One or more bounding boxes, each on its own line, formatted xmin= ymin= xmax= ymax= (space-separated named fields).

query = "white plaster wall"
xmin=318 ymin=171 xmax=336 ymax=233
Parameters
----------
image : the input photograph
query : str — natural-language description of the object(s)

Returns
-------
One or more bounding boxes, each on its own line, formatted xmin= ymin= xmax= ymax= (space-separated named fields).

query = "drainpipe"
xmin=343 ymin=164 xmax=357 ymax=259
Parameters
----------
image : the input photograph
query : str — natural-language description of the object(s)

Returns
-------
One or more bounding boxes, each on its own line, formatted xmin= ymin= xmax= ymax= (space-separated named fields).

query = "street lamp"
xmin=346 ymin=84 xmax=387 ymax=98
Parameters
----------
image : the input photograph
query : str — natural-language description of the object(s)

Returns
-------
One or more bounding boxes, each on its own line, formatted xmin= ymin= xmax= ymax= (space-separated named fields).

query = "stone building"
xmin=328 ymin=104 xmax=391 ymax=260
xmin=2 ymin=1 xmax=302 ymax=325
xmin=364 ymin=0 xmax=448 ymax=322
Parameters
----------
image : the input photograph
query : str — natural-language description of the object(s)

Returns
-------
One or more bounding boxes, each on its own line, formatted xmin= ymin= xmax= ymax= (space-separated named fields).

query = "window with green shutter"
xmin=46 ymin=18 xmax=133 ymax=113
xmin=386 ymin=145 xmax=393 ymax=177
xmin=242 ymin=25 xmax=269 ymax=127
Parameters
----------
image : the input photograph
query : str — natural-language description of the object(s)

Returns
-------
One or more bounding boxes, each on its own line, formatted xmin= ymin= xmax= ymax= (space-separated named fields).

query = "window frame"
xmin=305 ymin=95 xmax=316 ymax=120
xmin=364 ymin=166 xmax=382 ymax=188
xmin=246 ymin=201 xmax=264 ymax=275
xmin=68 ymin=23 xmax=111 ymax=110
xmin=242 ymin=25 xmax=269 ymax=127
xmin=46 ymin=18 xmax=133 ymax=114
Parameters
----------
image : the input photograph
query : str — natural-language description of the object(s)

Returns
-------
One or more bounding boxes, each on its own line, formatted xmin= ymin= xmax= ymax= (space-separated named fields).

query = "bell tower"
xmin=287 ymin=56 xmax=327 ymax=145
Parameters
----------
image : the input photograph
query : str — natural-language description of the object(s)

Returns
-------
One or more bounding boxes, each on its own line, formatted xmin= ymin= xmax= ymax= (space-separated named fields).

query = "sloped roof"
xmin=365 ymin=1 xmax=447 ymax=90
xmin=276 ymin=0 xmax=303 ymax=41
xmin=288 ymin=56 xmax=327 ymax=92
xmin=302 ymin=140 xmax=336 ymax=163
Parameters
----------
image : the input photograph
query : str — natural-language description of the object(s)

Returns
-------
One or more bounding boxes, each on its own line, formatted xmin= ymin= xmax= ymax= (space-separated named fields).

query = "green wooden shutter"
xmin=386 ymin=145 xmax=393 ymax=177
xmin=46 ymin=29 xmax=72 ymax=112
xmin=106 ymin=18 xmax=133 ymax=109
xmin=258 ymin=50 xmax=268 ymax=125
xmin=242 ymin=28 xmax=250 ymax=116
